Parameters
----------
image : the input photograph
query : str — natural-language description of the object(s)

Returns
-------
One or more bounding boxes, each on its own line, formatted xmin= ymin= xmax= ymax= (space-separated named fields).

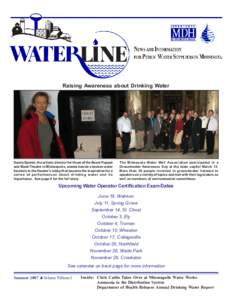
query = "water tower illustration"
xmin=30 ymin=13 xmax=43 ymax=36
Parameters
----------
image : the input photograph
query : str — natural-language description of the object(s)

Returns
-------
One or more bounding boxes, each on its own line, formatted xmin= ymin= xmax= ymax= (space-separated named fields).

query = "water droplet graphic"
xmin=201 ymin=25 xmax=215 ymax=43
xmin=93 ymin=39 xmax=98 ymax=45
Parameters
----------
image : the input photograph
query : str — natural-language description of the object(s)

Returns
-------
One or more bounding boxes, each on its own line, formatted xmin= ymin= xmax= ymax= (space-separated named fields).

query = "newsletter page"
xmin=1 ymin=1 xmax=231 ymax=299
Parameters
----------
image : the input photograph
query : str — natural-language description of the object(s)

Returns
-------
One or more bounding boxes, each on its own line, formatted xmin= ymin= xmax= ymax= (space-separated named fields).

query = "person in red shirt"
xmin=173 ymin=113 xmax=183 ymax=152
xmin=17 ymin=92 xmax=66 ymax=159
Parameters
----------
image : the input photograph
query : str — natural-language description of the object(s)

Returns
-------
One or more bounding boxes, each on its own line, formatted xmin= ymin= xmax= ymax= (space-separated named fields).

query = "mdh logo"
xmin=11 ymin=13 xmax=130 ymax=79
xmin=171 ymin=25 xmax=196 ymax=41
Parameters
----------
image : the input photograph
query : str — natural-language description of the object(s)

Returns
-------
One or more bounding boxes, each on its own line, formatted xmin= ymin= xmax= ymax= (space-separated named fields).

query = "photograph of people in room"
xmin=116 ymin=90 xmax=218 ymax=159
xmin=117 ymin=108 xmax=218 ymax=158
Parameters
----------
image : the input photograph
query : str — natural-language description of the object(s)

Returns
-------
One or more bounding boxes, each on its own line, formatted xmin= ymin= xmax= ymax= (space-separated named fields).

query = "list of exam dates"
xmin=90 ymin=193 xmax=143 ymax=261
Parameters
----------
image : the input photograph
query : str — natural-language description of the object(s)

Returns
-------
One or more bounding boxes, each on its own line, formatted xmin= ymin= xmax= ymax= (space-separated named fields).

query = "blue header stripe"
xmin=14 ymin=271 xmax=219 ymax=274
xmin=11 ymin=16 xmax=222 ymax=19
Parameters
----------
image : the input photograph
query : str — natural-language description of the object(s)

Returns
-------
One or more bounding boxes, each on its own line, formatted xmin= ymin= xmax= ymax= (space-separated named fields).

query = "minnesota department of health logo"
xmin=171 ymin=25 xmax=196 ymax=41
xmin=201 ymin=25 xmax=215 ymax=43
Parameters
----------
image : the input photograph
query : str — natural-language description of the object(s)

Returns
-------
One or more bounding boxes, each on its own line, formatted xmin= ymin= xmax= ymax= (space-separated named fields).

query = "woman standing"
xmin=134 ymin=113 xmax=145 ymax=151
xmin=182 ymin=114 xmax=192 ymax=154
xmin=168 ymin=113 xmax=176 ymax=149
xmin=173 ymin=113 xmax=183 ymax=152
xmin=161 ymin=113 xmax=170 ymax=150
xmin=17 ymin=92 xmax=66 ymax=158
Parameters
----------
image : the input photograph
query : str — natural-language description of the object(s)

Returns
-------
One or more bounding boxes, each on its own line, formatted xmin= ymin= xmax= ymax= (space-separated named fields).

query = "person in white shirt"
xmin=206 ymin=109 xmax=218 ymax=154
xmin=117 ymin=112 xmax=132 ymax=153
xmin=199 ymin=111 xmax=208 ymax=150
